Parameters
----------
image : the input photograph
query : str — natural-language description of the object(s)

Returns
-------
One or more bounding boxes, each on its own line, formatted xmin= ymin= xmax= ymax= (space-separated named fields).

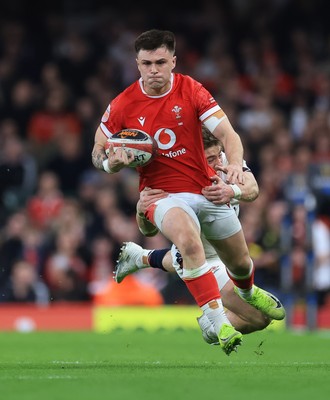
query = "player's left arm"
xmin=202 ymin=170 xmax=259 ymax=205
xmin=204 ymin=112 xmax=244 ymax=185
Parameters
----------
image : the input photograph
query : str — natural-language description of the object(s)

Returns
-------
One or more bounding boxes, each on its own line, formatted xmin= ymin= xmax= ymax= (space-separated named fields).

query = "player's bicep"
xmin=210 ymin=115 xmax=239 ymax=142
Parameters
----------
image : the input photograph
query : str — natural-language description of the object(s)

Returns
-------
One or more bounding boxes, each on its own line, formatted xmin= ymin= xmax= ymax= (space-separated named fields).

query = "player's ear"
xmin=172 ymin=55 xmax=177 ymax=69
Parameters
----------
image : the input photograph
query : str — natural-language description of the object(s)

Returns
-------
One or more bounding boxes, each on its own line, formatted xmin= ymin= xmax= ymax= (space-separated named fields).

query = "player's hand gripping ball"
xmin=105 ymin=129 xmax=158 ymax=168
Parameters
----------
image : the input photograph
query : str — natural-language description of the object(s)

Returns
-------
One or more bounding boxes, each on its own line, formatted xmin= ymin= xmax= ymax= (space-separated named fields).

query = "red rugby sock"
xmin=184 ymin=271 xmax=221 ymax=307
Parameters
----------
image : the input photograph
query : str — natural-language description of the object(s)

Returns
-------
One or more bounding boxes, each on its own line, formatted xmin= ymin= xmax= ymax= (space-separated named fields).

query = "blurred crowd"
xmin=0 ymin=0 xmax=330 ymax=310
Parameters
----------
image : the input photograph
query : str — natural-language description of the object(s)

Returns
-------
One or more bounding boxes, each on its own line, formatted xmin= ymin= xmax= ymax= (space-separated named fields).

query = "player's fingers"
xmin=144 ymin=188 xmax=166 ymax=195
xmin=115 ymin=148 xmax=132 ymax=165
xmin=226 ymin=166 xmax=240 ymax=184
xmin=127 ymin=149 xmax=135 ymax=163
xmin=210 ymin=174 xmax=221 ymax=184
xmin=239 ymin=171 xmax=245 ymax=185
xmin=226 ymin=172 xmax=237 ymax=184
xmin=107 ymin=143 xmax=115 ymax=157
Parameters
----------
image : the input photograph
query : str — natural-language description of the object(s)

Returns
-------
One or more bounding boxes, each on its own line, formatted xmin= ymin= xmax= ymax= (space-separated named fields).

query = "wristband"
xmin=102 ymin=159 xmax=115 ymax=174
xmin=137 ymin=212 xmax=147 ymax=220
xmin=229 ymin=184 xmax=242 ymax=200
xmin=138 ymin=224 xmax=159 ymax=236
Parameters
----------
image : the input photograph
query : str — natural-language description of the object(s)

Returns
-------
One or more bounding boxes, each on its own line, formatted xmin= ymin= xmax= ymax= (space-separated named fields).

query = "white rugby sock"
xmin=201 ymin=298 xmax=231 ymax=335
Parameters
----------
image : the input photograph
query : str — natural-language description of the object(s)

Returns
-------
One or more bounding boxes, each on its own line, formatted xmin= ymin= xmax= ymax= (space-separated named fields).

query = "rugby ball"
xmin=105 ymin=129 xmax=158 ymax=168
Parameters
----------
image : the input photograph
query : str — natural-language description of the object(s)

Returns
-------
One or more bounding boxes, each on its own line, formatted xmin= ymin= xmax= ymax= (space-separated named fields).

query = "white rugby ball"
xmin=105 ymin=129 xmax=158 ymax=168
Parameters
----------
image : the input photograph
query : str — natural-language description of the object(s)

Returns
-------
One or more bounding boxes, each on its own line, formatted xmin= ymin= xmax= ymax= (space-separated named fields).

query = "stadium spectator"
xmin=43 ymin=227 xmax=89 ymax=301
xmin=5 ymin=79 xmax=38 ymax=138
xmin=0 ymin=210 xmax=30 ymax=286
xmin=26 ymin=171 xmax=64 ymax=230
xmin=0 ymin=260 xmax=49 ymax=304
xmin=27 ymin=85 xmax=82 ymax=167
xmin=87 ymin=234 xmax=115 ymax=297
xmin=45 ymin=133 xmax=91 ymax=196
xmin=0 ymin=133 xmax=38 ymax=219
xmin=251 ymin=201 xmax=288 ymax=297
xmin=311 ymin=200 xmax=330 ymax=307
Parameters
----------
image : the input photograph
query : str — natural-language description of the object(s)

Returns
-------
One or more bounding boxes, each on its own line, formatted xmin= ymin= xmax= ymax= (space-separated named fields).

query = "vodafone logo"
xmin=154 ymin=128 xmax=186 ymax=159
xmin=154 ymin=128 xmax=176 ymax=150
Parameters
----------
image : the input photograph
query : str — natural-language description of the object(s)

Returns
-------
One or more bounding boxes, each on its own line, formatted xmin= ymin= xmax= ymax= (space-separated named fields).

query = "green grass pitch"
xmin=1 ymin=329 xmax=330 ymax=400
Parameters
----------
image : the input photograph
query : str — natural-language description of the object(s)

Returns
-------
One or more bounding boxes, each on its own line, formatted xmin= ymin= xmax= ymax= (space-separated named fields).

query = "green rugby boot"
xmin=218 ymin=323 xmax=243 ymax=356
xmin=235 ymin=285 xmax=286 ymax=320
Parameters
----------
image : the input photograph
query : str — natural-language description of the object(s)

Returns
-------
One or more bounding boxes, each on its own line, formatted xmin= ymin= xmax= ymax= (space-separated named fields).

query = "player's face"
xmin=204 ymin=145 xmax=222 ymax=169
xmin=136 ymin=47 xmax=176 ymax=95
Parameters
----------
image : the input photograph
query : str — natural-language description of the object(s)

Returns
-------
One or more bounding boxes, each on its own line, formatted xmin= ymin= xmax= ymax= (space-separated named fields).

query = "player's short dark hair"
xmin=202 ymin=126 xmax=223 ymax=151
xmin=134 ymin=29 xmax=176 ymax=54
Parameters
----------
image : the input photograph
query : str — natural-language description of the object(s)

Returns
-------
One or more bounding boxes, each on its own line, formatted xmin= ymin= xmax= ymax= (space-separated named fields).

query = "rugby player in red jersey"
xmin=92 ymin=29 xmax=285 ymax=355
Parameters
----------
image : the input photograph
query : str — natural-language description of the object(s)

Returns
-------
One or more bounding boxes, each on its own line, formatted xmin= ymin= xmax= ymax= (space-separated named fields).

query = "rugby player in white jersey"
xmin=115 ymin=128 xmax=272 ymax=344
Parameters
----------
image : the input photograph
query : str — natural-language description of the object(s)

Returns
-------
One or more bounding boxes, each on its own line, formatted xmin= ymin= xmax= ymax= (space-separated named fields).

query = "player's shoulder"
xmin=174 ymin=73 xmax=202 ymax=89
xmin=112 ymin=81 xmax=140 ymax=106
xmin=173 ymin=74 xmax=204 ymax=102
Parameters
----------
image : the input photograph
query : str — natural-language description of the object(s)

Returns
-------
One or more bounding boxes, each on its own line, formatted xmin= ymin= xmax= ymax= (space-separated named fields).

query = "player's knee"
xmin=226 ymin=252 xmax=251 ymax=273
xmin=179 ymin=236 xmax=203 ymax=259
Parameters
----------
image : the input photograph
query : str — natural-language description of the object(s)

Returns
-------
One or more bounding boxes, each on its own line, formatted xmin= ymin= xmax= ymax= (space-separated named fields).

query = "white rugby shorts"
xmin=152 ymin=193 xmax=241 ymax=241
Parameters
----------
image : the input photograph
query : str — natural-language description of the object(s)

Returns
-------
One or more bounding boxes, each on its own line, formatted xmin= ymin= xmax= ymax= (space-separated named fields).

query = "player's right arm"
xmin=92 ymin=127 xmax=108 ymax=171
xmin=205 ymin=113 xmax=244 ymax=185
xmin=92 ymin=127 xmax=134 ymax=173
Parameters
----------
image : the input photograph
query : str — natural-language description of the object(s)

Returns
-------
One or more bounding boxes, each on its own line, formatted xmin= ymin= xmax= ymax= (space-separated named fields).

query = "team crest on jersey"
xmin=172 ymin=105 xmax=182 ymax=119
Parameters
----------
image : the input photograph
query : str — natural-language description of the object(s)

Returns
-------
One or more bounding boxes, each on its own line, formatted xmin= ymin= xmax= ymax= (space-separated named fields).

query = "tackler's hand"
xmin=222 ymin=163 xmax=245 ymax=185
xmin=139 ymin=187 xmax=169 ymax=213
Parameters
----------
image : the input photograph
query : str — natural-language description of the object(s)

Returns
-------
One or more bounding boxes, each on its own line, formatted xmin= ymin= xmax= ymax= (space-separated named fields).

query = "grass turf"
xmin=1 ymin=329 xmax=330 ymax=400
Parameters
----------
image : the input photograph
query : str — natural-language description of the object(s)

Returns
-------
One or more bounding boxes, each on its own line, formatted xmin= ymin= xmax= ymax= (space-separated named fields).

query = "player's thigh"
xmin=154 ymin=198 xmax=204 ymax=261
xmin=199 ymin=200 xmax=241 ymax=240
xmin=208 ymin=230 xmax=250 ymax=269
xmin=159 ymin=208 xmax=200 ymax=245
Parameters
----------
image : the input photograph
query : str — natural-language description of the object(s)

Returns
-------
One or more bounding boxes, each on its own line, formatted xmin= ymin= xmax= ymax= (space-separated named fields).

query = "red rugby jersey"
xmin=100 ymin=73 xmax=222 ymax=193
